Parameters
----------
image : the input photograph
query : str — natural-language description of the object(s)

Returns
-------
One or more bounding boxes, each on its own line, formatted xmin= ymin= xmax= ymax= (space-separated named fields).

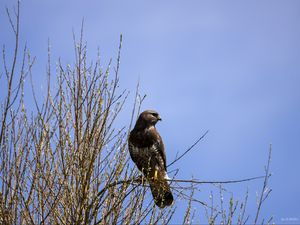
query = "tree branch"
xmin=167 ymin=130 xmax=209 ymax=168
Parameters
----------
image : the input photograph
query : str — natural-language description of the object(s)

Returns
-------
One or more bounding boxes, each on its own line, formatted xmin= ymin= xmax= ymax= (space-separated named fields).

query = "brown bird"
xmin=128 ymin=110 xmax=174 ymax=208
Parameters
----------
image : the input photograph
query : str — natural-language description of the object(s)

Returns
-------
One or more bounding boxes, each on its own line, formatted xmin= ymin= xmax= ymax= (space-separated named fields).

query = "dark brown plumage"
xmin=128 ymin=110 xmax=174 ymax=208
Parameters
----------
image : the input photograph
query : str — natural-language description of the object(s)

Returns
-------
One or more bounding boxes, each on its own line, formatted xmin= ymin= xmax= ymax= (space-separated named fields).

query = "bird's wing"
xmin=148 ymin=134 xmax=173 ymax=208
xmin=148 ymin=128 xmax=167 ymax=172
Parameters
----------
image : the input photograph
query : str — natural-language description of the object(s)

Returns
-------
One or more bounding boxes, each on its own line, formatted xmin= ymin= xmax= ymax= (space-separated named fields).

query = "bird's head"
xmin=135 ymin=110 xmax=162 ymax=129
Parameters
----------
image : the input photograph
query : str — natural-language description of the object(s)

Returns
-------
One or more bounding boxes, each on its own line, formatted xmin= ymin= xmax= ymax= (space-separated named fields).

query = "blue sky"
xmin=1 ymin=0 xmax=300 ymax=223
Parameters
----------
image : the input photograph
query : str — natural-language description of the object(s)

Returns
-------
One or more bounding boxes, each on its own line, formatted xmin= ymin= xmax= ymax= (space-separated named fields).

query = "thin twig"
xmin=170 ymin=175 xmax=267 ymax=185
xmin=167 ymin=130 xmax=209 ymax=168
xmin=254 ymin=144 xmax=272 ymax=225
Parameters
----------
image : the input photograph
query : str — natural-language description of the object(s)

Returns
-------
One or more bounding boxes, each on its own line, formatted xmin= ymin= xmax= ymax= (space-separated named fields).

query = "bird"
xmin=128 ymin=110 xmax=174 ymax=208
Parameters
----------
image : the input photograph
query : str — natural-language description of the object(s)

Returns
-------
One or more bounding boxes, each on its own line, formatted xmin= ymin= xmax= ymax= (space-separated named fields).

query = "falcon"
xmin=128 ymin=110 xmax=174 ymax=208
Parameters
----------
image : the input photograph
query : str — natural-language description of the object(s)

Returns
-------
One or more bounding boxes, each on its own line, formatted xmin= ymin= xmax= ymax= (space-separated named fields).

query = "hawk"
xmin=128 ymin=110 xmax=174 ymax=208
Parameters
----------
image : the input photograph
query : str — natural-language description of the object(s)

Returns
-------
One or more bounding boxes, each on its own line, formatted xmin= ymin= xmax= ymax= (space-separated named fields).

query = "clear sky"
xmin=1 ymin=0 xmax=300 ymax=223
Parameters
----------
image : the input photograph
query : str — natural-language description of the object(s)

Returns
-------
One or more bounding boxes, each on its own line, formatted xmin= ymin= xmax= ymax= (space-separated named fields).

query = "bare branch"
xmin=167 ymin=130 xmax=209 ymax=168
xmin=254 ymin=144 xmax=272 ymax=225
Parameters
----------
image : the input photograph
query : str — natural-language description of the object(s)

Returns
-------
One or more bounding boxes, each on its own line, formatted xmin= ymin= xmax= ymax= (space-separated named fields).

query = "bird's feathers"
xmin=128 ymin=110 xmax=173 ymax=208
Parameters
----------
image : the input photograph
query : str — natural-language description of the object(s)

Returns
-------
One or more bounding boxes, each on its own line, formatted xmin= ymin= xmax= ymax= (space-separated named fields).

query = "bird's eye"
xmin=152 ymin=113 xmax=158 ymax=117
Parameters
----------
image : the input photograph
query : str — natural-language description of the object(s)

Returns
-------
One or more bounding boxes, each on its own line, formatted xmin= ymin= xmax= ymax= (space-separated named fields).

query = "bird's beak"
xmin=157 ymin=115 xmax=162 ymax=121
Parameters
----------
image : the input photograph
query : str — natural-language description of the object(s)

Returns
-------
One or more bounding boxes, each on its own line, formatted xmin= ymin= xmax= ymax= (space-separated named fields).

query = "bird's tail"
xmin=149 ymin=176 xmax=174 ymax=208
